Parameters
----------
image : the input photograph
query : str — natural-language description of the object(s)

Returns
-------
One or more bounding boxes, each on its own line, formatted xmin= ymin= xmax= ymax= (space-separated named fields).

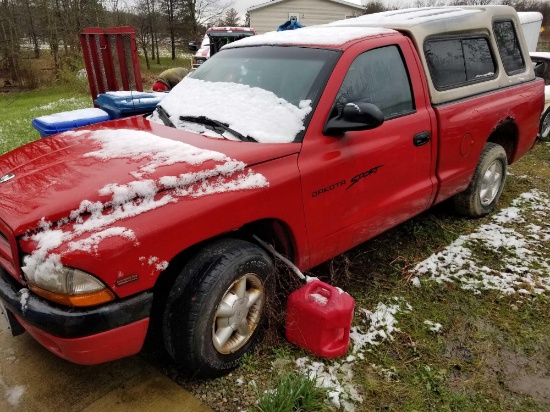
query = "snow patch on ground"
xmin=0 ymin=377 xmax=25 ymax=406
xmin=413 ymin=189 xmax=550 ymax=295
xmin=295 ymin=357 xmax=363 ymax=412
xmin=294 ymin=298 xmax=412 ymax=411
xmin=31 ymin=97 xmax=88 ymax=112
xmin=350 ymin=298 xmax=411 ymax=352
xmin=424 ymin=320 xmax=442 ymax=333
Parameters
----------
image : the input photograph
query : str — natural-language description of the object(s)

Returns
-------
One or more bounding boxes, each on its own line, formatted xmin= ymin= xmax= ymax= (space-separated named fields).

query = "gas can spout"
xmin=252 ymin=235 xmax=306 ymax=281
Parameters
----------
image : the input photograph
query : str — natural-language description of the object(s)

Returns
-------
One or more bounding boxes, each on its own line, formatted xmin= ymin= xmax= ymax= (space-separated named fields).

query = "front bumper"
xmin=0 ymin=267 xmax=153 ymax=364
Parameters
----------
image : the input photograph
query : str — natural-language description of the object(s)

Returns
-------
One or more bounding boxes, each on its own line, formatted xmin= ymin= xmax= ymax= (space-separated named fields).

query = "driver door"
xmin=298 ymin=37 xmax=436 ymax=268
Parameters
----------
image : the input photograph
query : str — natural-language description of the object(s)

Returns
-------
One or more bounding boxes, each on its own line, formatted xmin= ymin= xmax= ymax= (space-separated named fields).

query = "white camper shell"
xmin=328 ymin=6 xmax=535 ymax=105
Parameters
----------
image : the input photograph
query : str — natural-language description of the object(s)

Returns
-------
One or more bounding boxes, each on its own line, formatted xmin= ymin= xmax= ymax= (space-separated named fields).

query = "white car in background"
xmin=531 ymin=52 xmax=550 ymax=141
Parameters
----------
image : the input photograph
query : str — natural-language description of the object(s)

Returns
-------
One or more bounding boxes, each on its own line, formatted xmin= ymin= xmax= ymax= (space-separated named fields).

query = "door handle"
xmin=413 ymin=131 xmax=431 ymax=147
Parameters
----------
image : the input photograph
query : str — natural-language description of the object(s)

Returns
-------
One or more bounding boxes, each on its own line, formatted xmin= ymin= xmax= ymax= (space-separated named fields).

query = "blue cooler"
xmin=94 ymin=91 xmax=166 ymax=119
xmin=32 ymin=108 xmax=110 ymax=138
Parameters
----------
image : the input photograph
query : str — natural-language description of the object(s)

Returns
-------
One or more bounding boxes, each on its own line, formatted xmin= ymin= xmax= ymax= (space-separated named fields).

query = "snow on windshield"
xmin=149 ymin=77 xmax=312 ymax=143
xmin=22 ymin=129 xmax=269 ymax=285
xmin=222 ymin=26 xmax=395 ymax=49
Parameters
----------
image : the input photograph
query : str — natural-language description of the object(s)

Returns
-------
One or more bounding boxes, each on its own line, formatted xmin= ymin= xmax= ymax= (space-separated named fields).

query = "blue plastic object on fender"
xmin=32 ymin=108 xmax=110 ymax=138
xmin=94 ymin=91 xmax=167 ymax=119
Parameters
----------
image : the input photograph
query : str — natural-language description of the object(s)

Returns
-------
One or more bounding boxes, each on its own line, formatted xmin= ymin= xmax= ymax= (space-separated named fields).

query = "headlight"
xmin=21 ymin=259 xmax=115 ymax=307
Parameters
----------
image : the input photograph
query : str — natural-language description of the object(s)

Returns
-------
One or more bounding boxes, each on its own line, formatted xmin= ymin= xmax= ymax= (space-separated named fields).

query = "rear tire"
xmin=162 ymin=238 xmax=273 ymax=378
xmin=540 ymin=108 xmax=550 ymax=142
xmin=453 ymin=142 xmax=507 ymax=217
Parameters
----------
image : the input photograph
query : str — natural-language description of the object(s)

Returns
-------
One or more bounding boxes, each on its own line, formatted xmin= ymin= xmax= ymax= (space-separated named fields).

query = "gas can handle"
xmin=312 ymin=286 xmax=331 ymax=299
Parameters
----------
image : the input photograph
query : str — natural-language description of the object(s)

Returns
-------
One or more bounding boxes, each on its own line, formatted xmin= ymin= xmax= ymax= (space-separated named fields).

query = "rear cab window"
xmin=424 ymin=36 xmax=496 ymax=90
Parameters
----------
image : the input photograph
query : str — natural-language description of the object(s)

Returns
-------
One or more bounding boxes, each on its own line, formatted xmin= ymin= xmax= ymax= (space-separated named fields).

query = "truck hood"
xmin=0 ymin=116 xmax=300 ymax=235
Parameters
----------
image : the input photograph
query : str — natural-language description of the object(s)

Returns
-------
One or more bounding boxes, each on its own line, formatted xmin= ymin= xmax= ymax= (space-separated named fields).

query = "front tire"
xmin=162 ymin=239 xmax=273 ymax=378
xmin=453 ymin=142 xmax=507 ymax=217
xmin=540 ymin=108 xmax=550 ymax=142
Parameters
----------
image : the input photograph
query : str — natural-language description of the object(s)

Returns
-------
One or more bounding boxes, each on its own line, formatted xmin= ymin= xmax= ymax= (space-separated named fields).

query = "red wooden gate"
xmin=80 ymin=27 xmax=143 ymax=102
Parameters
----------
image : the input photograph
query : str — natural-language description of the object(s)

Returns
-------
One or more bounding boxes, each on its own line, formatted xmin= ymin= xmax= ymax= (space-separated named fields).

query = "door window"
xmin=334 ymin=45 xmax=414 ymax=119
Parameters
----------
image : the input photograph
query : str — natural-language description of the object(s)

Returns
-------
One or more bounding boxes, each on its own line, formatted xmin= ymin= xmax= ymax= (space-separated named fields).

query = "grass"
xmin=0 ymin=85 xmax=92 ymax=153
xmin=239 ymin=143 xmax=550 ymax=412
xmin=253 ymin=373 xmax=332 ymax=412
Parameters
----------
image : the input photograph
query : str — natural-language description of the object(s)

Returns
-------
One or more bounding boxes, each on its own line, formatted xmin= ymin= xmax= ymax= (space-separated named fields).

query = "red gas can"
xmin=286 ymin=280 xmax=355 ymax=358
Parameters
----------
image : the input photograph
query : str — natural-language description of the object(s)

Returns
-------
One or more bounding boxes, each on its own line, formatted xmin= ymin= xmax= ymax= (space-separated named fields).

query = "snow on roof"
xmin=247 ymin=0 xmax=364 ymax=12
xmin=223 ymin=26 xmax=396 ymax=49
xmin=329 ymin=7 xmax=483 ymax=27
xmin=518 ymin=11 xmax=543 ymax=25
xmin=150 ymin=77 xmax=315 ymax=143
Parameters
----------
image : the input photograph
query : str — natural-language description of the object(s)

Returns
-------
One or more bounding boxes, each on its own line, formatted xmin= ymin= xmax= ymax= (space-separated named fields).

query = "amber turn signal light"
xmin=27 ymin=283 xmax=115 ymax=307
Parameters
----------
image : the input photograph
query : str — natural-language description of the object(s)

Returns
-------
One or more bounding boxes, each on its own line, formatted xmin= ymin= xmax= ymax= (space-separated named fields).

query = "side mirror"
xmin=323 ymin=102 xmax=384 ymax=136
xmin=188 ymin=42 xmax=198 ymax=52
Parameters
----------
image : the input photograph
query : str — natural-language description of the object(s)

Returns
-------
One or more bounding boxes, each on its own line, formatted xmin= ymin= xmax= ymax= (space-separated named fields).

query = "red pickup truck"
xmin=0 ymin=6 xmax=543 ymax=378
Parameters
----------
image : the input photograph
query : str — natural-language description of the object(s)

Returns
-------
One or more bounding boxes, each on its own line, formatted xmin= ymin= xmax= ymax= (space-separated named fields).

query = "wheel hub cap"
xmin=212 ymin=273 xmax=264 ymax=354
xmin=479 ymin=159 xmax=503 ymax=206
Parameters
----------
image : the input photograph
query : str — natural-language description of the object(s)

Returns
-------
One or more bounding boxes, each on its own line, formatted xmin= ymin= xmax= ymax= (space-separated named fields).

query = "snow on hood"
xmin=149 ymin=77 xmax=312 ymax=143
xmin=223 ymin=26 xmax=396 ymax=49
xmin=22 ymin=128 xmax=269 ymax=285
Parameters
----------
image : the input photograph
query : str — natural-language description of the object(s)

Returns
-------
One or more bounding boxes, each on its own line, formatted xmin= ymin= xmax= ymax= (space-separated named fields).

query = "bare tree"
xmin=24 ymin=0 xmax=40 ymax=58
xmin=162 ymin=0 xmax=178 ymax=59
xmin=187 ymin=0 xmax=234 ymax=37
xmin=133 ymin=0 xmax=152 ymax=69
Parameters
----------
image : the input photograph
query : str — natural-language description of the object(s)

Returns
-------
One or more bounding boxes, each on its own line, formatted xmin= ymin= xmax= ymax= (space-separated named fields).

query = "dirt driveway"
xmin=0 ymin=317 xmax=211 ymax=412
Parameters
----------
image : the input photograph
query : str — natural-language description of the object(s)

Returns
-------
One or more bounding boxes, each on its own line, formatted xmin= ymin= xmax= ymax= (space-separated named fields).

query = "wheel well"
xmin=487 ymin=118 xmax=518 ymax=164
xmin=148 ymin=219 xmax=296 ymax=335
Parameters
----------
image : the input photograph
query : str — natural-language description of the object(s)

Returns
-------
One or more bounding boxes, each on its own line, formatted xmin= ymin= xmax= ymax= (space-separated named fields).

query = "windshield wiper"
xmin=156 ymin=105 xmax=175 ymax=128
xmin=179 ymin=115 xmax=256 ymax=142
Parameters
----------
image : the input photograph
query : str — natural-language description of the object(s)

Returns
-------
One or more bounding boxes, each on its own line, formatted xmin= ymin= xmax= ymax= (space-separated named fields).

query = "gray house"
xmin=248 ymin=0 xmax=365 ymax=34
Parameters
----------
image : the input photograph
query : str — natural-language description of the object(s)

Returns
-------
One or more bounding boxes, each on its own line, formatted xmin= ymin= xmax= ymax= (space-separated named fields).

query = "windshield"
xmin=150 ymin=46 xmax=339 ymax=143
xmin=191 ymin=46 xmax=336 ymax=107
